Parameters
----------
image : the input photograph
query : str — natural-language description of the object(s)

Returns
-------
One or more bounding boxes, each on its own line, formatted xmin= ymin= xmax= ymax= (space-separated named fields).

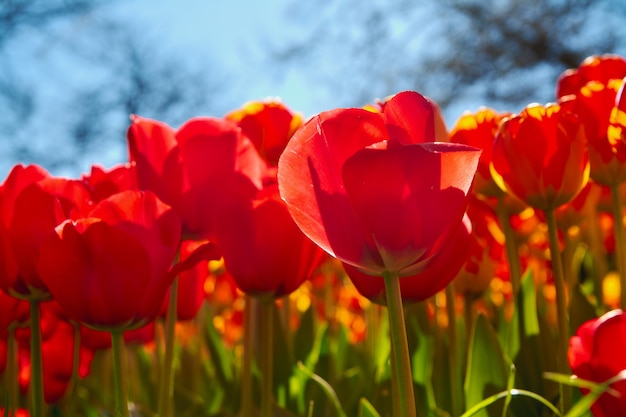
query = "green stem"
xmin=29 ymin=299 xmax=44 ymax=417
xmin=496 ymin=196 xmax=522 ymax=295
xmin=383 ymin=270 xmax=417 ymax=417
xmin=7 ymin=324 xmax=18 ymax=417
xmin=545 ymin=209 xmax=571 ymax=413
xmin=66 ymin=323 xmax=81 ymax=417
xmin=587 ymin=205 xmax=608 ymax=310
xmin=260 ymin=298 xmax=275 ymax=417
xmin=464 ymin=295 xmax=475 ymax=342
xmin=445 ymin=284 xmax=462 ymax=417
xmin=158 ymin=276 xmax=179 ymax=417
xmin=389 ymin=346 xmax=401 ymax=417
xmin=241 ymin=295 xmax=254 ymax=417
xmin=111 ymin=330 xmax=130 ymax=417
xmin=610 ymin=183 xmax=626 ymax=310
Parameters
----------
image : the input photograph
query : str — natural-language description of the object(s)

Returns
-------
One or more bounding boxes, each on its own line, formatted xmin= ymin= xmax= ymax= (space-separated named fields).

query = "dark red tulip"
xmin=37 ymin=190 xmax=181 ymax=331
xmin=0 ymin=165 xmax=91 ymax=299
xmin=278 ymin=91 xmax=480 ymax=277
xmin=569 ymin=309 xmax=626 ymax=416
xmin=215 ymin=184 xmax=325 ymax=297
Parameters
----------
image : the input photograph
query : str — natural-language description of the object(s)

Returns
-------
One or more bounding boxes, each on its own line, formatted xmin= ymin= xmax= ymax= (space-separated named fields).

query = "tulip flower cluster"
xmin=1 ymin=54 xmax=626 ymax=417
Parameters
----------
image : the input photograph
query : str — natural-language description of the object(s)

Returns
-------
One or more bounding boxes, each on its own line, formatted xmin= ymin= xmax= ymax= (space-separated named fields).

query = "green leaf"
xmin=507 ymin=269 xmax=553 ymax=416
xmin=294 ymin=305 xmax=316 ymax=363
xmin=272 ymin=302 xmax=296 ymax=405
xmin=464 ymin=313 xmax=509 ymax=417
xmin=358 ymin=397 xmax=382 ymax=417
xmin=289 ymin=322 xmax=329 ymax=414
xmin=297 ymin=361 xmax=348 ymax=417
xmin=202 ymin=313 xmax=235 ymax=389
xmin=460 ymin=389 xmax=561 ymax=417
xmin=519 ymin=270 xmax=540 ymax=337
xmin=408 ymin=309 xmax=437 ymax=412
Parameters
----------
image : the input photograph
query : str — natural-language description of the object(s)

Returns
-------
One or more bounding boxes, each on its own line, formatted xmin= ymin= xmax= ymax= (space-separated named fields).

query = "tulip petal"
xmin=278 ymin=108 xmax=389 ymax=269
xmin=342 ymin=142 xmax=479 ymax=273
xmin=380 ymin=91 xmax=436 ymax=144
xmin=346 ymin=214 xmax=472 ymax=303
xmin=127 ymin=116 xmax=182 ymax=206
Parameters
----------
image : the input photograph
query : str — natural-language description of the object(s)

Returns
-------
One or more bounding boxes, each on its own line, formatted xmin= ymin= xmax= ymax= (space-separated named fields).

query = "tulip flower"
xmin=450 ymin=107 xmax=512 ymax=197
xmin=366 ymin=91 xmax=448 ymax=141
xmin=226 ymin=99 xmax=303 ymax=166
xmin=492 ymin=103 xmax=589 ymax=211
xmin=556 ymin=54 xmax=626 ymax=99
xmin=0 ymin=165 xmax=91 ymax=300
xmin=563 ymin=79 xmax=626 ymax=186
xmin=215 ymin=183 xmax=325 ymax=298
xmin=127 ymin=115 xmax=267 ymax=240
xmin=569 ymin=309 xmax=626 ymax=416
xmin=37 ymin=190 xmax=180 ymax=330
xmin=278 ymin=93 xmax=480 ymax=277
xmin=278 ymin=90 xmax=480 ymax=417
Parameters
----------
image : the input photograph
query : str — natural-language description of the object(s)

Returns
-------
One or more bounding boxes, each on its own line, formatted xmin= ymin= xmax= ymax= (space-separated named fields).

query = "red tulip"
xmin=345 ymin=214 xmax=471 ymax=304
xmin=278 ymin=91 xmax=480 ymax=277
xmin=127 ymin=115 xmax=267 ymax=239
xmin=492 ymin=103 xmax=589 ymax=211
xmin=369 ymin=91 xmax=450 ymax=143
xmin=0 ymin=165 xmax=91 ymax=299
xmin=450 ymin=108 xmax=512 ymax=197
xmin=569 ymin=309 xmax=626 ymax=416
xmin=215 ymin=184 xmax=325 ymax=297
xmin=37 ymin=190 xmax=181 ymax=331
xmin=557 ymin=54 xmax=626 ymax=99
xmin=81 ymin=163 xmax=137 ymax=203
xmin=226 ymin=99 xmax=303 ymax=166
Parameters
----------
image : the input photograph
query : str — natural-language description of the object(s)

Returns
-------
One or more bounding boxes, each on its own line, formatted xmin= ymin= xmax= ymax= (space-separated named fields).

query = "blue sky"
xmin=113 ymin=0 xmax=330 ymax=118
xmin=1 ymin=0 xmax=338 ymax=177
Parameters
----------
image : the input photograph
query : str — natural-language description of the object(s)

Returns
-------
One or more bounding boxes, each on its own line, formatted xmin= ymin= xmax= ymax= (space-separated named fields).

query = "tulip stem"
xmin=7 ymin=324 xmax=18 ymax=417
xmin=260 ymin=298 xmax=275 ymax=417
xmin=587 ymin=205 xmax=608 ymax=310
xmin=610 ymin=183 xmax=626 ymax=310
xmin=158 ymin=276 xmax=179 ymax=417
xmin=111 ymin=330 xmax=130 ymax=417
xmin=445 ymin=283 xmax=462 ymax=417
xmin=66 ymin=323 xmax=81 ymax=417
xmin=29 ymin=299 xmax=44 ymax=417
xmin=545 ymin=209 xmax=571 ymax=413
xmin=241 ymin=295 xmax=254 ymax=417
xmin=383 ymin=270 xmax=417 ymax=417
xmin=496 ymin=195 xmax=521 ymax=295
